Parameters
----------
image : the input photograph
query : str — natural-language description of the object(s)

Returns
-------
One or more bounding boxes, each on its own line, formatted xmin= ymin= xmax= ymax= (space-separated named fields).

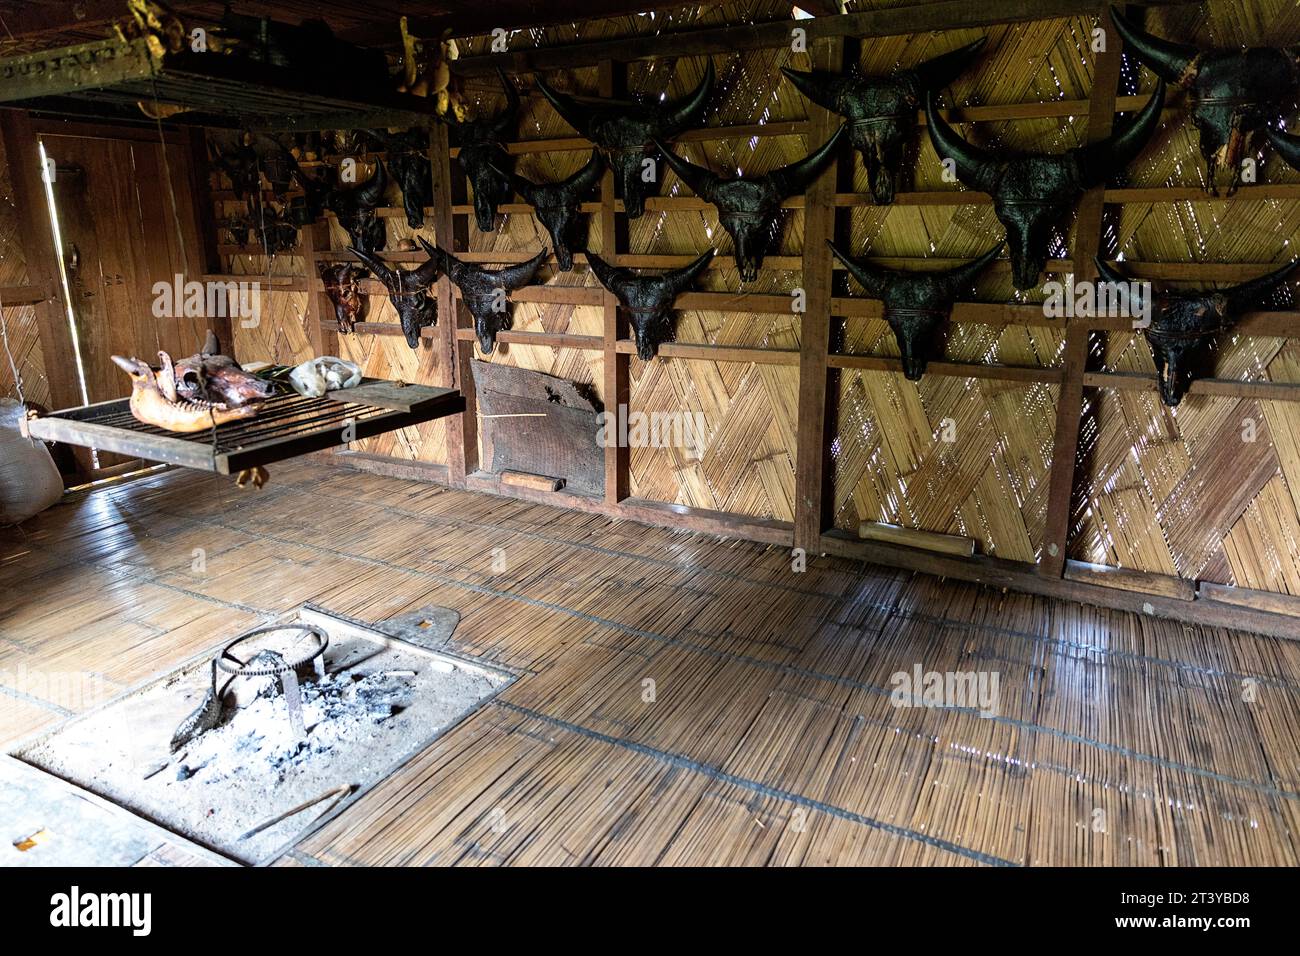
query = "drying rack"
xmin=0 ymin=35 xmax=436 ymax=132
xmin=24 ymin=379 xmax=464 ymax=475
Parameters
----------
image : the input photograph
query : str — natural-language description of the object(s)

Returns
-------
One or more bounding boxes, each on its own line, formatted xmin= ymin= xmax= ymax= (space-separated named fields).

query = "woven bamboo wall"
xmin=0 ymin=129 xmax=51 ymax=408
xmin=194 ymin=0 xmax=1300 ymax=594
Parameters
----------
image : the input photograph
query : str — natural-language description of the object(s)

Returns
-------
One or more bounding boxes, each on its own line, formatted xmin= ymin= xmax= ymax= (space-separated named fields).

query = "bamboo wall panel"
xmin=0 ymin=130 xmax=51 ymax=407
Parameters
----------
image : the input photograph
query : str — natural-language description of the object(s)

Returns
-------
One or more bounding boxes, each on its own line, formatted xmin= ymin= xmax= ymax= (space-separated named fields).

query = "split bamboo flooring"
xmin=2 ymin=459 xmax=1299 ymax=866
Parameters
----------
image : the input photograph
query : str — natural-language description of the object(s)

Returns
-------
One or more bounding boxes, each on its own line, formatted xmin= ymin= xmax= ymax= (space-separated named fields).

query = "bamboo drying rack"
xmin=24 ymin=380 xmax=464 ymax=475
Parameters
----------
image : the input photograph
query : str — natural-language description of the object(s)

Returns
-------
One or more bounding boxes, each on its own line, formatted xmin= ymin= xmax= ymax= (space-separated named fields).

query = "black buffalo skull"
xmin=425 ymin=238 xmax=547 ymax=353
xmin=781 ymin=38 xmax=986 ymax=205
xmin=500 ymin=151 xmax=605 ymax=271
xmin=453 ymin=68 xmax=520 ymax=232
xmin=1111 ymin=6 xmax=1300 ymax=195
xmin=319 ymin=263 xmax=368 ymax=334
xmin=325 ymin=159 xmax=389 ymax=254
xmin=656 ymin=126 xmax=845 ymax=281
xmin=1267 ymin=126 xmax=1300 ymax=173
xmin=349 ymin=244 xmax=442 ymax=348
xmin=537 ymin=60 xmax=714 ymax=220
xmin=585 ymin=250 xmax=715 ymax=360
xmin=926 ymin=79 xmax=1165 ymax=290
xmin=368 ymin=128 xmax=431 ymax=229
xmin=828 ymin=241 xmax=1003 ymax=380
xmin=1095 ymin=256 xmax=1299 ymax=406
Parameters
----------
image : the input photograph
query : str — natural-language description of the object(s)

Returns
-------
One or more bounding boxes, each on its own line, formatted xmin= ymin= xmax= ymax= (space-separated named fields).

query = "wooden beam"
xmin=793 ymin=36 xmax=844 ymax=553
xmin=182 ymin=126 xmax=231 ymax=358
xmin=452 ymin=0 xmax=1197 ymax=75
xmin=300 ymin=221 xmax=337 ymax=361
xmin=1038 ymin=5 xmax=1124 ymax=579
xmin=1084 ymin=371 xmax=1300 ymax=401
xmin=430 ymin=120 xmax=477 ymax=487
xmin=600 ymin=60 xmax=630 ymax=507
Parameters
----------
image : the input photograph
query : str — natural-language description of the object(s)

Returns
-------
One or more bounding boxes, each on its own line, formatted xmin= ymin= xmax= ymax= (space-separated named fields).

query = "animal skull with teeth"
xmin=319 ymin=264 xmax=369 ymax=333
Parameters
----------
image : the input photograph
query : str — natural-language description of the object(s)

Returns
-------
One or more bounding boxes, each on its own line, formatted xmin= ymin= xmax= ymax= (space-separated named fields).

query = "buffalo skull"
xmin=657 ymin=126 xmax=845 ymax=281
xmin=349 ymin=245 xmax=442 ymax=348
xmin=325 ymin=159 xmax=389 ymax=254
xmin=828 ymin=242 xmax=1004 ymax=380
xmin=585 ymin=250 xmax=715 ymax=360
xmin=368 ymin=128 xmax=431 ymax=229
xmin=319 ymin=263 xmax=368 ymax=333
xmin=501 ymin=151 xmax=605 ymax=271
xmin=427 ymin=238 xmax=548 ymax=353
xmin=1095 ymin=256 xmax=1298 ymax=406
xmin=453 ymin=68 xmax=520 ymax=232
xmin=536 ymin=61 xmax=714 ymax=220
xmin=781 ymin=38 xmax=986 ymax=205
xmin=1111 ymin=5 xmax=1300 ymax=195
xmin=925 ymin=80 xmax=1165 ymax=290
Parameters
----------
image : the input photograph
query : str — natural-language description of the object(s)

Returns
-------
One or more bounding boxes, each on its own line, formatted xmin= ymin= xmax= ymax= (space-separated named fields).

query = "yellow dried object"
xmin=396 ymin=16 xmax=466 ymax=121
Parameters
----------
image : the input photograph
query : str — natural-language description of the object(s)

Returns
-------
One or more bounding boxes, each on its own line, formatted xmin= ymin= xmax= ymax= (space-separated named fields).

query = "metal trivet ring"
xmin=217 ymin=624 xmax=329 ymax=740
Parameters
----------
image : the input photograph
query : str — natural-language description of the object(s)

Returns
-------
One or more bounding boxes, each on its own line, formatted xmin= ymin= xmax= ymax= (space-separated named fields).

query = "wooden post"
xmin=301 ymin=220 xmax=338 ymax=359
xmin=792 ymin=36 xmax=845 ymax=552
xmin=1038 ymin=4 xmax=1124 ymax=577
xmin=183 ymin=127 xmax=233 ymax=358
xmin=0 ymin=109 xmax=81 ymax=412
xmin=431 ymin=120 xmax=477 ymax=486
xmin=600 ymin=58 xmax=630 ymax=505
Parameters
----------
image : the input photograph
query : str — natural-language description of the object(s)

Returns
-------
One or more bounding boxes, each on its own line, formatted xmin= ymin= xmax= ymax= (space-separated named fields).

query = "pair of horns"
xmin=1095 ymin=257 xmax=1300 ymax=314
xmin=654 ymin=126 xmax=846 ymax=200
xmin=924 ymin=79 xmax=1166 ymax=193
xmin=439 ymin=242 xmax=551 ymax=289
xmin=503 ymin=151 xmax=605 ymax=203
xmin=349 ymin=238 xmax=441 ymax=290
xmin=780 ymin=37 xmax=989 ymax=112
xmin=828 ymin=242 xmax=1005 ymax=298
xmin=536 ymin=60 xmax=715 ymax=138
xmin=586 ymin=249 xmax=715 ymax=299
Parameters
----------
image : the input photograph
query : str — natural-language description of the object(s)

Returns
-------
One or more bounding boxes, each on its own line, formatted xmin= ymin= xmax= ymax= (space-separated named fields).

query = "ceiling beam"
xmin=451 ymin=0 xmax=1201 ymax=76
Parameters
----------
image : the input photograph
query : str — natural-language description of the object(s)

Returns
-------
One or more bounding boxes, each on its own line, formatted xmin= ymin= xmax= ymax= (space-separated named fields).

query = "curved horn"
xmin=924 ymin=91 xmax=1000 ymax=194
xmin=585 ymin=250 xmax=633 ymax=299
xmin=938 ymin=242 xmax=1004 ymax=295
xmin=1222 ymin=259 xmax=1300 ymax=313
xmin=417 ymin=237 xmax=452 ymax=278
xmin=156 ymin=351 xmax=179 ymax=402
xmin=490 ymin=160 xmax=537 ymax=203
xmin=201 ymin=330 xmax=220 ymax=356
xmin=563 ymin=150 xmax=606 ymax=194
xmin=827 ymin=240 xmax=893 ymax=297
xmin=354 ymin=158 xmax=388 ymax=205
xmin=1109 ymin=5 xmax=1198 ymax=86
xmin=1268 ymin=127 xmax=1300 ymax=173
xmin=768 ymin=125 xmax=846 ymax=197
xmin=653 ymin=140 xmax=720 ymax=200
xmin=1092 ymin=256 xmax=1131 ymax=286
xmin=665 ymin=249 xmax=715 ymax=294
xmin=912 ymin=37 xmax=988 ymax=93
xmin=1074 ymin=79 xmax=1166 ymax=186
xmin=535 ymin=74 xmax=590 ymax=136
xmin=410 ymin=244 xmax=444 ymax=288
xmin=349 ymin=245 xmax=398 ymax=289
xmin=491 ymin=67 xmax=521 ymax=138
xmin=494 ymin=248 xmax=549 ymax=290
xmin=779 ymin=66 xmax=841 ymax=113
xmin=660 ymin=59 xmax=716 ymax=136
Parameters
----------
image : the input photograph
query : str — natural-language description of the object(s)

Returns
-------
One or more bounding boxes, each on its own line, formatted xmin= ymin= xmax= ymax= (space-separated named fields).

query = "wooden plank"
xmin=501 ymin=470 xmax=565 ymax=492
xmin=601 ymin=59 xmax=630 ymax=507
xmin=858 ymin=521 xmax=977 ymax=558
xmin=793 ymin=36 xmax=844 ymax=552
xmin=332 ymin=380 xmax=458 ymax=414
xmin=1198 ymin=581 xmax=1300 ymax=617
xmin=451 ymin=0 xmax=1197 ymax=75
xmin=301 ymin=221 xmax=338 ymax=360
xmin=1084 ymin=371 xmax=1300 ymax=402
xmin=829 ymin=354 xmax=1060 ymax=383
xmin=1038 ymin=6 xmax=1124 ymax=579
xmin=1064 ymin=559 xmax=1196 ymax=601
xmin=26 ymin=411 xmax=222 ymax=471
